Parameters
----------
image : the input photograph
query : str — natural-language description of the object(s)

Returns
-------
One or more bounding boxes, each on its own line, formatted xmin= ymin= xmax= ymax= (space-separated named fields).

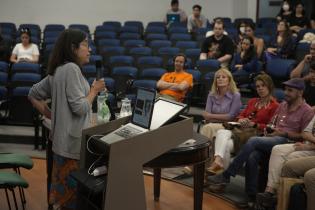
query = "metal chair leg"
xmin=15 ymin=168 xmax=26 ymax=204
xmin=10 ymin=188 xmax=19 ymax=210
xmin=5 ymin=188 xmax=12 ymax=210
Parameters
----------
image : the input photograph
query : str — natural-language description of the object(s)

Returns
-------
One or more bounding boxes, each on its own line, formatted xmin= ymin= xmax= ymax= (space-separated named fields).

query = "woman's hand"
xmin=91 ymin=79 xmax=106 ymax=94
xmin=267 ymin=48 xmax=277 ymax=55
xmin=235 ymin=64 xmax=243 ymax=70
xmin=238 ymin=118 xmax=250 ymax=128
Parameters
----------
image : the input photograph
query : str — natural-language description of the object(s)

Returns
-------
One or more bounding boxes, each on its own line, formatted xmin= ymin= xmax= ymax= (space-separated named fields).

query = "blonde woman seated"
xmin=200 ymin=68 xmax=241 ymax=142
xmin=10 ymin=28 xmax=39 ymax=64
xmin=208 ymin=73 xmax=279 ymax=174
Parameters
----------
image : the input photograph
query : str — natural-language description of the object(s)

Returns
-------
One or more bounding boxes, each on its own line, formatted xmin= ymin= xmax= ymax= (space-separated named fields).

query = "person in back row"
xmin=157 ymin=54 xmax=193 ymax=102
xmin=206 ymin=78 xmax=314 ymax=204
xmin=231 ymin=35 xmax=259 ymax=85
xmin=290 ymin=41 xmax=315 ymax=80
xmin=200 ymin=19 xmax=234 ymax=67
xmin=164 ymin=0 xmax=187 ymax=24
xmin=264 ymin=19 xmax=295 ymax=62
xmin=187 ymin=4 xmax=208 ymax=33
xmin=10 ymin=28 xmax=39 ymax=64
xmin=244 ymin=22 xmax=265 ymax=59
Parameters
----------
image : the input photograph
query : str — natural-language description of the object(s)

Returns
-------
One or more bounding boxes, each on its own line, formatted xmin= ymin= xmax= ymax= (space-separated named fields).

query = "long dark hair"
xmin=240 ymin=35 xmax=256 ymax=64
xmin=293 ymin=2 xmax=306 ymax=16
xmin=277 ymin=19 xmax=291 ymax=47
xmin=47 ymin=29 xmax=87 ymax=75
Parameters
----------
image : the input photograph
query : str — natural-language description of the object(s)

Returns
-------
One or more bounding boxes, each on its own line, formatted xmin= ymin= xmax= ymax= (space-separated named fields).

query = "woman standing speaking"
xmin=28 ymin=29 xmax=105 ymax=210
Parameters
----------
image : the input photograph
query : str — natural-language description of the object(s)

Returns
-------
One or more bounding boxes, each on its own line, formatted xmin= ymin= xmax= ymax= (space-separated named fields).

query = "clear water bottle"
xmin=119 ymin=98 xmax=132 ymax=117
xmin=97 ymin=91 xmax=110 ymax=123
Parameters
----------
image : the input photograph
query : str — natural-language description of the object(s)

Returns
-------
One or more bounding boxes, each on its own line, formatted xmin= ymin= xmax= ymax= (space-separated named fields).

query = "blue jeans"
xmin=224 ymin=136 xmax=288 ymax=181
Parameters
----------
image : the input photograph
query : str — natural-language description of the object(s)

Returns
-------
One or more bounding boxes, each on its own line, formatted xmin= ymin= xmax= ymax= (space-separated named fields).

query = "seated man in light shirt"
xmin=187 ymin=4 xmax=208 ymax=33
xmin=164 ymin=0 xmax=187 ymax=23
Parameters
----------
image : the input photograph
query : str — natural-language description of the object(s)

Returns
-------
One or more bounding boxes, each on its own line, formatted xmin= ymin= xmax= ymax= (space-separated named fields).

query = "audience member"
xmin=164 ymin=0 xmax=187 ymax=24
xmin=206 ymin=78 xmax=314 ymax=204
xmin=231 ymin=35 xmax=259 ymax=85
xmin=157 ymin=54 xmax=193 ymax=102
xmin=256 ymin=114 xmax=315 ymax=208
xmin=311 ymin=14 xmax=315 ymax=29
xmin=28 ymin=29 xmax=105 ymax=209
xmin=265 ymin=20 xmax=295 ymax=61
xmin=235 ymin=21 xmax=248 ymax=52
xmin=291 ymin=41 xmax=315 ymax=79
xmin=276 ymin=1 xmax=293 ymax=22
xmin=207 ymin=74 xmax=279 ymax=175
xmin=205 ymin=18 xmax=228 ymax=37
xmin=245 ymin=22 xmax=265 ymax=59
xmin=303 ymin=63 xmax=315 ymax=108
xmin=200 ymin=20 xmax=234 ymax=67
xmin=187 ymin=4 xmax=207 ymax=33
xmin=200 ymin=68 xmax=241 ymax=142
xmin=0 ymin=31 xmax=10 ymax=62
xmin=281 ymin=156 xmax=315 ymax=210
xmin=289 ymin=2 xmax=309 ymax=35
xmin=10 ymin=28 xmax=39 ymax=64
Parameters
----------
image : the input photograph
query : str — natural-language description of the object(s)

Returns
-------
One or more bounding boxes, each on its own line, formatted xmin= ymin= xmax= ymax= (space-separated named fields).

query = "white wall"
xmin=0 ymin=0 xmax=257 ymax=31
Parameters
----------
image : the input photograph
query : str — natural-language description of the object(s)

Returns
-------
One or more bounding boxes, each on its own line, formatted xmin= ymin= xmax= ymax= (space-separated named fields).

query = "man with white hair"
xmin=290 ymin=41 xmax=315 ymax=80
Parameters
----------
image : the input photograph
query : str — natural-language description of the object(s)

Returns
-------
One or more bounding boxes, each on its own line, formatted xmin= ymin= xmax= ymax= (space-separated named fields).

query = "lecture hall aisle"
xmin=0 ymin=159 xmax=240 ymax=210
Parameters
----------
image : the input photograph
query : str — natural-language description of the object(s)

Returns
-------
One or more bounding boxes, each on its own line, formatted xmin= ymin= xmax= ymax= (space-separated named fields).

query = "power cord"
xmin=86 ymin=134 xmax=105 ymax=156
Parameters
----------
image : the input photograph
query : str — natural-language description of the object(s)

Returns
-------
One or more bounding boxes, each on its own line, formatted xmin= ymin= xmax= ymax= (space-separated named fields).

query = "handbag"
xmin=231 ymin=126 xmax=258 ymax=154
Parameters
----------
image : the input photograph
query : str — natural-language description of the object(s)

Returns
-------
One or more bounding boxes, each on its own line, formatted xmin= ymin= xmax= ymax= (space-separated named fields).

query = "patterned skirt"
xmin=49 ymin=153 xmax=79 ymax=209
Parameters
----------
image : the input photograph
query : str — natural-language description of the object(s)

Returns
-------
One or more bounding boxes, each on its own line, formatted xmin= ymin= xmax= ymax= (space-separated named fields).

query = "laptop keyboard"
xmin=114 ymin=125 xmax=142 ymax=138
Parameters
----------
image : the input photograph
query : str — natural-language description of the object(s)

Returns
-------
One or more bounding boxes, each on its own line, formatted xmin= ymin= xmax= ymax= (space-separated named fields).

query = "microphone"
xmin=96 ymin=60 xmax=103 ymax=80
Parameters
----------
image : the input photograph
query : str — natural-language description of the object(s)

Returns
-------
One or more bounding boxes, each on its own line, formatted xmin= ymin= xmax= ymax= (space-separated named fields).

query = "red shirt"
xmin=237 ymin=98 xmax=279 ymax=131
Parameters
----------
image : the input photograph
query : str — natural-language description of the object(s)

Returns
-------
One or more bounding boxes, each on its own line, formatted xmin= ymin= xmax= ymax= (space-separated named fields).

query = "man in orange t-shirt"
xmin=157 ymin=54 xmax=193 ymax=102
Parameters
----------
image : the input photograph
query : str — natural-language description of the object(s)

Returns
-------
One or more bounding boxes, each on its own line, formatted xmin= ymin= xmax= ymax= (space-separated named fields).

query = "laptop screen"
xmin=150 ymin=98 xmax=186 ymax=130
xmin=167 ymin=14 xmax=180 ymax=23
xmin=131 ymin=88 xmax=156 ymax=129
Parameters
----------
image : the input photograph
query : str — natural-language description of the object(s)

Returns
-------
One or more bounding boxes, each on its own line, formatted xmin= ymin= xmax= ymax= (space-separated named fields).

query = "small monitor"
xmin=167 ymin=14 xmax=180 ymax=24
xmin=131 ymin=88 xmax=156 ymax=129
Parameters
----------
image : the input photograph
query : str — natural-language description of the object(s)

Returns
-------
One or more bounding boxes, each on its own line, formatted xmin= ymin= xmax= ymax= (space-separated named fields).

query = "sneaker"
xmin=256 ymin=192 xmax=277 ymax=207
xmin=206 ymin=173 xmax=230 ymax=185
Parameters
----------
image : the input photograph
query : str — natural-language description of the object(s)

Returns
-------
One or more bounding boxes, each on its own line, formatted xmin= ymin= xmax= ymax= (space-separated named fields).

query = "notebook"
xmin=100 ymin=88 xmax=156 ymax=144
xmin=166 ymin=14 xmax=180 ymax=23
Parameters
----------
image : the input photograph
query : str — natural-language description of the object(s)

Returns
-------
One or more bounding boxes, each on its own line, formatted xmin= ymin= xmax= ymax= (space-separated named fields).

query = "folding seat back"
xmin=69 ymin=24 xmax=89 ymax=33
xmin=140 ymin=68 xmax=166 ymax=80
xmin=157 ymin=47 xmax=180 ymax=67
xmin=148 ymin=40 xmax=172 ymax=55
xmin=136 ymin=56 xmax=163 ymax=72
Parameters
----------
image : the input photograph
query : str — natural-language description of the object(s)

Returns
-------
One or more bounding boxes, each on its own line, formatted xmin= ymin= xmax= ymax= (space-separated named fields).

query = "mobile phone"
xmin=96 ymin=60 xmax=103 ymax=80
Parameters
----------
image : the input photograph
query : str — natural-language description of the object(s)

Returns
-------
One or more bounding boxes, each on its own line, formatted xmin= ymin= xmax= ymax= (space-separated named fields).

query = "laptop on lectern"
xmin=100 ymin=88 xmax=155 ymax=144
